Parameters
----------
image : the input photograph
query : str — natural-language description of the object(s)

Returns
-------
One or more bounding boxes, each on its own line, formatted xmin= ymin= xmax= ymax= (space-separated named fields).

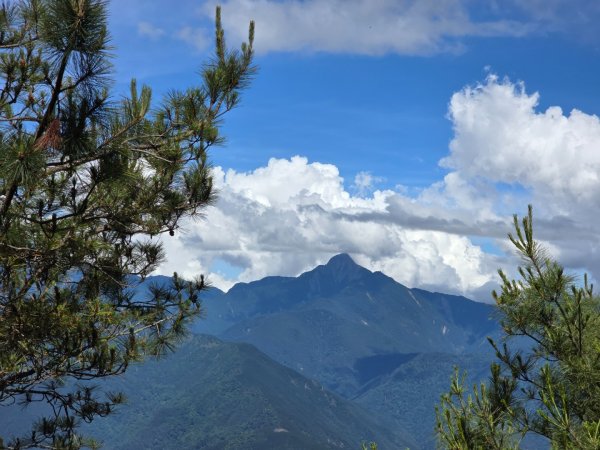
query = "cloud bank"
xmin=200 ymin=0 xmax=530 ymax=56
xmin=445 ymin=75 xmax=600 ymax=215
xmin=113 ymin=0 xmax=600 ymax=57
xmin=157 ymin=156 xmax=500 ymax=299
xmin=444 ymin=75 xmax=600 ymax=274
xmin=155 ymin=76 xmax=600 ymax=302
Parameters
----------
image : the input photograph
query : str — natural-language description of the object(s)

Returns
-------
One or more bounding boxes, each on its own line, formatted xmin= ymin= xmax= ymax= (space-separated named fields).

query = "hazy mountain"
xmin=87 ymin=334 xmax=416 ymax=450
xmin=191 ymin=254 xmax=499 ymax=397
xmin=195 ymin=254 xmax=497 ymax=346
xmin=184 ymin=254 xmax=503 ymax=447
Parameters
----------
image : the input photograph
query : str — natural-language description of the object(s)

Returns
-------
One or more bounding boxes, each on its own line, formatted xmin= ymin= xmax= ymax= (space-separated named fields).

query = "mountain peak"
xmin=325 ymin=253 xmax=358 ymax=268
xmin=322 ymin=254 xmax=364 ymax=281
xmin=295 ymin=253 xmax=369 ymax=297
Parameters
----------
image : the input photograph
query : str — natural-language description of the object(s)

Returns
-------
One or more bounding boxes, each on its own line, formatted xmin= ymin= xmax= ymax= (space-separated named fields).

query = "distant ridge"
xmin=184 ymin=254 xmax=500 ymax=447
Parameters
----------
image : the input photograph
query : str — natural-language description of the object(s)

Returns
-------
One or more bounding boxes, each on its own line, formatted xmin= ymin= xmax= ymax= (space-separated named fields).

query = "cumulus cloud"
xmin=155 ymin=156 xmax=502 ymax=300
xmin=154 ymin=74 xmax=600 ymax=303
xmin=197 ymin=0 xmax=531 ymax=56
xmin=441 ymin=75 xmax=600 ymax=275
xmin=444 ymin=75 xmax=600 ymax=212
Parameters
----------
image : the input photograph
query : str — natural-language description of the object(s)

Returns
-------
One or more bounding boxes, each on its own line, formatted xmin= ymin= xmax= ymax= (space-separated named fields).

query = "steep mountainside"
xmin=86 ymin=334 xmax=416 ymax=449
xmin=353 ymin=352 xmax=492 ymax=447
xmin=190 ymin=254 xmax=499 ymax=398
xmin=183 ymin=254 xmax=502 ymax=447
xmin=197 ymin=254 xmax=498 ymax=352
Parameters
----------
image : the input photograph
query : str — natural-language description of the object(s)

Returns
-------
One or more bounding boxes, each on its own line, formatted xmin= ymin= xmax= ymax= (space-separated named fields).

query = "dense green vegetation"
xmin=437 ymin=207 xmax=600 ymax=449
xmin=356 ymin=352 xmax=491 ymax=448
xmin=0 ymin=0 xmax=254 ymax=446
xmin=85 ymin=334 xmax=415 ymax=449
xmin=196 ymin=254 xmax=499 ymax=395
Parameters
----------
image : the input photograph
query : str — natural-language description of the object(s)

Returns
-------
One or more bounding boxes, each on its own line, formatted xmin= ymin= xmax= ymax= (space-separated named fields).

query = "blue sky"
xmin=106 ymin=1 xmax=600 ymax=301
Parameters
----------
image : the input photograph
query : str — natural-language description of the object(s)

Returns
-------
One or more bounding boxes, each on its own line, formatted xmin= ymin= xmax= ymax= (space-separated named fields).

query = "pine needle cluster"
xmin=0 ymin=1 xmax=255 ymax=447
xmin=436 ymin=206 xmax=600 ymax=449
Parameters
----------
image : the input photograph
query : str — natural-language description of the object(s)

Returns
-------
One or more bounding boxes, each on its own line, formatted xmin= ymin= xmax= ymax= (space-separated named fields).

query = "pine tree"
xmin=436 ymin=206 xmax=600 ymax=449
xmin=0 ymin=0 xmax=255 ymax=447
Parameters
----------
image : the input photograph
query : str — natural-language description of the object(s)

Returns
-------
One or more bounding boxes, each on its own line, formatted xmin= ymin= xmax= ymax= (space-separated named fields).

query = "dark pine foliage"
xmin=0 ymin=1 xmax=254 ymax=447
xmin=436 ymin=207 xmax=600 ymax=449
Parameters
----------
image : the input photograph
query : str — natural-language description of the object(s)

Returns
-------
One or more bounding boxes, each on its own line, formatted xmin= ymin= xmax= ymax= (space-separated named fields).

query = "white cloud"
xmin=511 ymin=0 xmax=600 ymax=40
xmin=156 ymin=156 xmax=500 ymax=299
xmin=156 ymin=75 xmax=600 ymax=302
xmin=353 ymin=171 xmax=385 ymax=197
xmin=109 ymin=0 xmax=600 ymax=57
xmin=443 ymin=75 xmax=600 ymax=217
xmin=197 ymin=0 xmax=531 ymax=56
xmin=439 ymin=75 xmax=600 ymax=277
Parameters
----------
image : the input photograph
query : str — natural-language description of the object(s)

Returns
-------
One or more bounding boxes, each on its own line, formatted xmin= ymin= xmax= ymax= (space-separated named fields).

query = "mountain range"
xmin=1 ymin=254 xmax=511 ymax=449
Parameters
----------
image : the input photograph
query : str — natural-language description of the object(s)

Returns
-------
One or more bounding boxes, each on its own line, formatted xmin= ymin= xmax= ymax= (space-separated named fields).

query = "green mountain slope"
xmin=87 ymin=334 xmax=417 ymax=450
xmin=203 ymin=255 xmax=498 ymax=397
xmin=353 ymin=352 xmax=492 ymax=448
xmin=182 ymin=254 xmax=502 ymax=447
xmin=194 ymin=255 xmax=498 ymax=350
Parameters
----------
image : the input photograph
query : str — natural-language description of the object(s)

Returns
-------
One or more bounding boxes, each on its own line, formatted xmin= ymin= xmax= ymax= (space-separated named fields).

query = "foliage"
xmin=436 ymin=206 xmax=600 ymax=449
xmin=0 ymin=0 xmax=254 ymax=447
